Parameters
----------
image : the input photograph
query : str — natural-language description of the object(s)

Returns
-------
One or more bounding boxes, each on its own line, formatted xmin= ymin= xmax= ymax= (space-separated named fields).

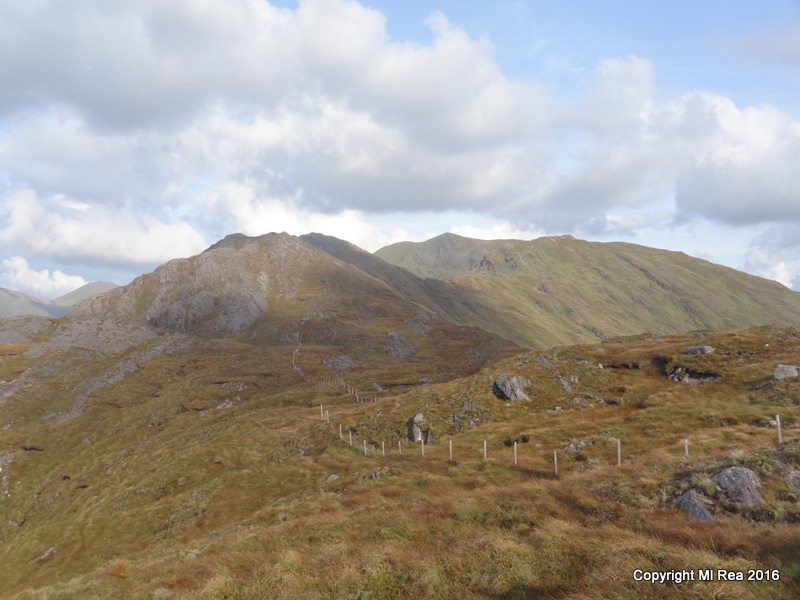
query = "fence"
xmin=317 ymin=402 xmax=789 ymax=478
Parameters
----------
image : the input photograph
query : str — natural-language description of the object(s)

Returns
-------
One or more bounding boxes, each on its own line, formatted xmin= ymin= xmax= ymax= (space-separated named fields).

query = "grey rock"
xmin=537 ymin=355 xmax=553 ymax=368
xmin=410 ymin=423 xmax=423 ymax=442
xmin=714 ymin=466 xmax=762 ymax=507
xmin=562 ymin=440 xmax=591 ymax=451
xmin=774 ymin=364 xmax=799 ymax=380
xmin=413 ymin=413 xmax=425 ymax=424
xmin=326 ymin=474 xmax=340 ymax=482
xmin=492 ymin=373 xmax=532 ymax=402
xmin=324 ymin=354 xmax=357 ymax=368
xmin=788 ymin=471 xmax=800 ymax=490
xmin=0 ymin=316 xmax=51 ymax=344
xmin=385 ymin=331 xmax=416 ymax=360
xmin=677 ymin=489 xmax=715 ymax=522
xmin=683 ymin=345 xmax=715 ymax=355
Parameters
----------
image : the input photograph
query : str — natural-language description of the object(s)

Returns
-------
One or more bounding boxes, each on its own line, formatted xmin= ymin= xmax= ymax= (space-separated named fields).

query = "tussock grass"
xmin=2 ymin=327 xmax=800 ymax=598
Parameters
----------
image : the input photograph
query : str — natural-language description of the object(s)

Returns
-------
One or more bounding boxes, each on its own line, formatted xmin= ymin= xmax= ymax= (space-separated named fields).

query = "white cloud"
xmin=744 ymin=247 xmax=794 ymax=289
xmin=0 ymin=189 xmax=208 ymax=266
xmin=0 ymin=0 xmax=798 ymax=288
xmin=449 ymin=222 xmax=545 ymax=241
xmin=0 ymin=256 xmax=87 ymax=299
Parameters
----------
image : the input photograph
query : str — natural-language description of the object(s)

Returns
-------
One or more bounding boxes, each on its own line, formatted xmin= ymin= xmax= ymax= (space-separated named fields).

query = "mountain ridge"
xmin=0 ymin=281 xmax=117 ymax=318
xmin=375 ymin=233 xmax=800 ymax=348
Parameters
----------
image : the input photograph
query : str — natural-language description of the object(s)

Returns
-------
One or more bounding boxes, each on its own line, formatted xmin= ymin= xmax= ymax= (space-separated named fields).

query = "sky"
xmin=2 ymin=0 xmax=800 ymax=299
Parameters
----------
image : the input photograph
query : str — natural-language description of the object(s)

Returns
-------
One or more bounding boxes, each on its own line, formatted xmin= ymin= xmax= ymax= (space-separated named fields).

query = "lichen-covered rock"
xmin=714 ymin=466 xmax=762 ymax=507
xmin=677 ymin=489 xmax=715 ymax=522
xmin=774 ymin=364 xmax=799 ymax=380
xmin=683 ymin=345 xmax=715 ymax=355
xmin=492 ymin=373 xmax=531 ymax=402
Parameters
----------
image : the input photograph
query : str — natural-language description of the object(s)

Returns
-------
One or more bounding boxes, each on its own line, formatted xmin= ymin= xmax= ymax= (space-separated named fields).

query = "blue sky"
xmin=1 ymin=0 xmax=800 ymax=298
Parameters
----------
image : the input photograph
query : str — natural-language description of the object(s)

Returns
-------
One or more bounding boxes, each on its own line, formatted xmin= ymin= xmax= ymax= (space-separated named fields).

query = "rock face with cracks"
xmin=492 ymin=373 xmax=532 ymax=402
xmin=714 ymin=466 xmax=762 ymax=508
xmin=677 ymin=489 xmax=715 ymax=522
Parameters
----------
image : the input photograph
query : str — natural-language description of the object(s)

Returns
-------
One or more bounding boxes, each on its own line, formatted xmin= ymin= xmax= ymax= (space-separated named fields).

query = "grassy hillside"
xmin=376 ymin=233 xmax=800 ymax=348
xmin=1 ymin=325 xmax=799 ymax=599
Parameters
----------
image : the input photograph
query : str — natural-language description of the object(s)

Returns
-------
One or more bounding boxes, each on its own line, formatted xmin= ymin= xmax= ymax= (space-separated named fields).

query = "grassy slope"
xmin=1 ymin=327 xmax=799 ymax=599
xmin=376 ymin=234 xmax=800 ymax=348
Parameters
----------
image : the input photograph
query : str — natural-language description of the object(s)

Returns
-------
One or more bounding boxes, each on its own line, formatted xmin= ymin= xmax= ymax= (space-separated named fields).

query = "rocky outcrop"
xmin=774 ymin=364 xmax=798 ymax=380
xmin=409 ymin=413 xmax=430 ymax=442
xmin=26 ymin=316 xmax=158 ymax=358
xmin=0 ymin=316 xmax=51 ymax=344
xmin=667 ymin=366 xmax=720 ymax=385
xmin=714 ymin=466 xmax=762 ymax=507
xmin=492 ymin=374 xmax=531 ymax=402
xmin=683 ymin=345 xmax=715 ymax=355
xmin=677 ymin=489 xmax=715 ymax=522
xmin=385 ymin=332 xmax=416 ymax=360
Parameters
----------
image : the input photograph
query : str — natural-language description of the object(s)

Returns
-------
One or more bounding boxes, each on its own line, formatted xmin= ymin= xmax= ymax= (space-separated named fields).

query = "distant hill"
xmin=0 ymin=288 xmax=60 ymax=318
xmin=375 ymin=233 xmax=800 ymax=348
xmin=52 ymin=281 xmax=117 ymax=307
xmin=0 ymin=282 xmax=117 ymax=318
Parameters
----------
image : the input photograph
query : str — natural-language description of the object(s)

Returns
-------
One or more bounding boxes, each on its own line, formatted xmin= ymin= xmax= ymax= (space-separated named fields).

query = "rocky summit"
xmin=0 ymin=233 xmax=799 ymax=599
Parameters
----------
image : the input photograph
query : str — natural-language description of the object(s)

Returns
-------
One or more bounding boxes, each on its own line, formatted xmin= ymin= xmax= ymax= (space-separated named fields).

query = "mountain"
xmin=0 ymin=281 xmax=117 ymax=318
xmin=0 ymin=288 xmax=58 ymax=318
xmin=51 ymin=281 xmax=117 ymax=307
xmin=2 ymin=233 xmax=800 ymax=598
xmin=375 ymin=233 xmax=800 ymax=348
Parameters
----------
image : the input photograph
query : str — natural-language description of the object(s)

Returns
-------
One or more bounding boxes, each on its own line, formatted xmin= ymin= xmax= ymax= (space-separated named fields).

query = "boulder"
xmin=774 ymin=364 xmax=799 ymax=380
xmin=409 ymin=414 xmax=425 ymax=442
xmin=713 ymin=466 xmax=762 ymax=507
xmin=683 ymin=345 xmax=715 ymax=355
xmin=788 ymin=471 xmax=800 ymax=490
xmin=676 ymin=489 xmax=715 ymax=522
xmin=492 ymin=373 xmax=532 ymax=402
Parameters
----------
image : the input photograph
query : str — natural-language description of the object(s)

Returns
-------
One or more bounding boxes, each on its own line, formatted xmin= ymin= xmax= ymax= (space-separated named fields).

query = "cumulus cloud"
xmin=0 ymin=189 xmax=208 ymax=266
xmin=0 ymin=256 xmax=88 ymax=299
xmin=0 ymin=0 xmax=798 ymax=286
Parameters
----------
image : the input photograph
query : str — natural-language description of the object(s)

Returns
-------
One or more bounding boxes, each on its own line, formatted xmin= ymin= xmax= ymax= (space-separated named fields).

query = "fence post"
xmin=553 ymin=450 xmax=558 ymax=477
xmin=776 ymin=414 xmax=783 ymax=444
xmin=483 ymin=440 xmax=487 ymax=461
xmin=320 ymin=404 xmax=324 ymax=420
xmin=349 ymin=430 xmax=352 ymax=447
xmin=616 ymin=438 xmax=622 ymax=466
xmin=399 ymin=440 xmax=402 ymax=455
xmin=339 ymin=424 xmax=342 ymax=440
xmin=363 ymin=440 xmax=367 ymax=456
xmin=449 ymin=439 xmax=453 ymax=461
xmin=684 ymin=438 xmax=688 ymax=456
xmin=382 ymin=441 xmax=385 ymax=456
xmin=421 ymin=438 xmax=425 ymax=457
xmin=514 ymin=441 xmax=518 ymax=466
